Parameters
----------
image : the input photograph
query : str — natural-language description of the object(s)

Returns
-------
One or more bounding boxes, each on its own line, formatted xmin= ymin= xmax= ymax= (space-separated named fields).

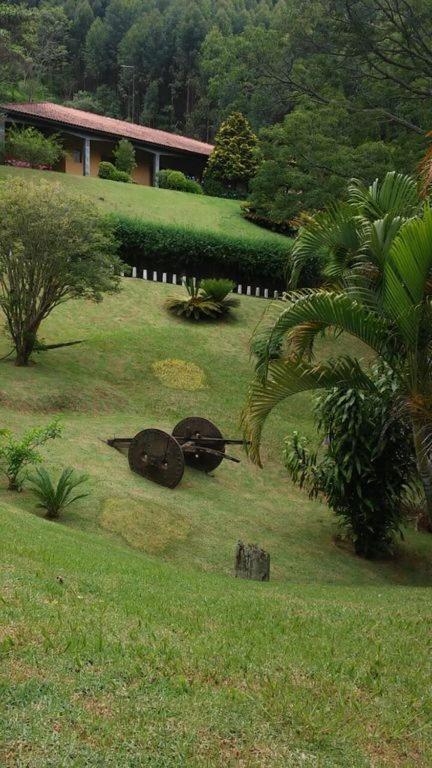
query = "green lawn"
xmin=0 ymin=165 xmax=286 ymax=244
xmin=1 ymin=278 xmax=432 ymax=766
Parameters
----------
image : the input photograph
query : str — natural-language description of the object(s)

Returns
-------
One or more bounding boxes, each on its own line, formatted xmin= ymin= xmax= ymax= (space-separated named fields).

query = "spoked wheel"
xmin=172 ymin=416 xmax=225 ymax=473
xmin=128 ymin=429 xmax=185 ymax=488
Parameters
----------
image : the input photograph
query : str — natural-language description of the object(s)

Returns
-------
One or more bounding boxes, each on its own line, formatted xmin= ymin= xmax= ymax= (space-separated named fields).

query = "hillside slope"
xmin=1 ymin=279 xmax=432 ymax=765
xmin=2 ymin=502 xmax=431 ymax=767
xmin=0 ymin=278 xmax=430 ymax=586
xmin=0 ymin=166 xmax=286 ymax=244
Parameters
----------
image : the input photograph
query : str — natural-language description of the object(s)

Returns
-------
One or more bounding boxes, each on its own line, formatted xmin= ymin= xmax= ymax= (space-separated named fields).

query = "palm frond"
xmin=384 ymin=205 xmax=432 ymax=345
xmin=265 ymin=291 xmax=393 ymax=365
xmin=289 ymin=204 xmax=360 ymax=288
xmin=242 ymin=355 xmax=375 ymax=465
xmin=348 ymin=172 xmax=419 ymax=221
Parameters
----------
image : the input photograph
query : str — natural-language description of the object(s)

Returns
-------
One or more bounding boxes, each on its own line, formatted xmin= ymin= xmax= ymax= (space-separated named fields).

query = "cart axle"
xmin=107 ymin=417 xmax=246 ymax=488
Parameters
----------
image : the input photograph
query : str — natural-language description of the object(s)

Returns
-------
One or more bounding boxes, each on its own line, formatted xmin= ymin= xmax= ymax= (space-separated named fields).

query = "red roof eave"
xmin=1 ymin=102 xmax=214 ymax=158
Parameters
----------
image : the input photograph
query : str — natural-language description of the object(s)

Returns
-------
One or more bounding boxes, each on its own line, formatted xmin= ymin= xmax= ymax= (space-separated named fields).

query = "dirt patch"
xmin=100 ymin=496 xmax=191 ymax=553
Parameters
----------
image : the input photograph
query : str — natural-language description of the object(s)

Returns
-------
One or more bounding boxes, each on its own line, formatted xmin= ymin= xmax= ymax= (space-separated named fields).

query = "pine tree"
xmin=203 ymin=112 xmax=260 ymax=195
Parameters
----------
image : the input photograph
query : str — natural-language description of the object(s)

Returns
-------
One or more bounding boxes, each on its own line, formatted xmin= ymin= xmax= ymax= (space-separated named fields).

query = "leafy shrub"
xmin=113 ymin=139 xmax=136 ymax=175
xmin=200 ymin=278 xmax=235 ymax=302
xmin=0 ymin=421 xmax=62 ymax=491
xmin=157 ymin=169 xmax=203 ymax=195
xmin=165 ymin=277 xmax=239 ymax=321
xmin=110 ymin=215 xmax=292 ymax=290
xmin=5 ymin=126 xmax=64 ymax=168
xmin=241 ymin=202 xmax=296 ymax=235
xmin=29 ymin=466 xmax=89 ymax=520
xmin=202 ymin=175 xmax=243 ymax=200
xmin=284 ymin=368 xmax=416 ymax=558
xmin=98 ymin=161 xmax=132 ymax=183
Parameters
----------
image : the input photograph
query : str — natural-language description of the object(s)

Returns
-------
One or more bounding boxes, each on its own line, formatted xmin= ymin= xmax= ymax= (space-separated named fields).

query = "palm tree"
xmin=243 ymin=181 xmax=432 ymax=523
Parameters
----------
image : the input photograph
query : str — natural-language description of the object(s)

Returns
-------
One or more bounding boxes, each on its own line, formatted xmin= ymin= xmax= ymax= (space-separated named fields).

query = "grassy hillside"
xmin=1 ymin=279 xmax=432 ymax=765
xmin=2 ymin=503 xmax=432 ymax=767
xmin=0 ymin=278 xmax=430 ymax=586
xmin=0 ymin=166 xmax=286 ymax=244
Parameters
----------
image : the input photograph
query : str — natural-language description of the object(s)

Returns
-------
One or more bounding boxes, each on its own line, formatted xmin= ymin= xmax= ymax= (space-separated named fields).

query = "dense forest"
xmin=2 ymin=0 xmax=432 ymax=215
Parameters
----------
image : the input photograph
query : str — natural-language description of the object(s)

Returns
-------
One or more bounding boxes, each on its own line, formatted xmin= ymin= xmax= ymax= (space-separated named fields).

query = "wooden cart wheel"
xmin=172 ymin=416 xmax=225 ymax=473
xmin=128 ymin=429 xmax=185 ymax=488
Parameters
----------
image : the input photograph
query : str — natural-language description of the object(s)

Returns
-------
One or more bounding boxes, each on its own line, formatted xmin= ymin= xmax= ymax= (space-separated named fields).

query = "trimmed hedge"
xmin=157 ymin=169 xmax=203 ymax=195
xmin=110 ymin=215 xmax=293 ymax=289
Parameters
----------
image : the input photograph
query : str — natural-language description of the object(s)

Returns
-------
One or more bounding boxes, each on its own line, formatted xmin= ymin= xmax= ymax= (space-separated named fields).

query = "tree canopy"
xmin=1 ymin=0 xmax=430 ymax=207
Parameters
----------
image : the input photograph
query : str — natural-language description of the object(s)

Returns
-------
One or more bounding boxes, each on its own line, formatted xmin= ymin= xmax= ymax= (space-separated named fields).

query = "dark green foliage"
xmin=0 ymin=421 xmax=62 ymax=492
xmin=165 ymin=277 xmax=238 ymax=321
xmin=202 ymin=176 xmax=243 ymax=200
xmin=5 ymin=127 xmax=64 ymax=168
xmin=110 ymin=215 xmax=292 ymax=289
xmin=284 ymin=369 xmax=416 ymax=558
xmin=157 ymin=169 xmax=203 ymax=195
xmin=203 ymin=112 xmax=259 ymax=197
xmin=247 ymin=106 xmax=397 ymax=225
xmin=98 ymin=161 xmax=131 ymax=183
xmin=113 ymin=139 xmax=136 ymax=175
xmin=29 ymin=466 xmax=89 ymax=520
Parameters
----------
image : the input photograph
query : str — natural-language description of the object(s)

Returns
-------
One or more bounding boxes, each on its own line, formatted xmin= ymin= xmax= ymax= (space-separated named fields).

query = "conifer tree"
xmin=203 ymin=112 xmax=259 ymax=194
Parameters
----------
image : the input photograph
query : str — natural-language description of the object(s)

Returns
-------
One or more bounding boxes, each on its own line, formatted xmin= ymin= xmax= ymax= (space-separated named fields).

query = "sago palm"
xmin=243 ymin=203 xmax=432 ymax=522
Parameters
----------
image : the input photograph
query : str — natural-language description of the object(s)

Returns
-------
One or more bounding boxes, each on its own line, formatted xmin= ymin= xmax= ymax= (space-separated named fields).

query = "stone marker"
xmin=234 ymin=541 xmax=270 ymax=581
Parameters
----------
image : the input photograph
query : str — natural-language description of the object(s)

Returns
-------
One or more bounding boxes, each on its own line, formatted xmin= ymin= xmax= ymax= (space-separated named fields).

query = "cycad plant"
xmin=165 ymin=277 xmax=238 ymax=321
xmin=243 ymin=174 xmax=432 ymax=526
xmin=29 ymin=466 xmax=89 ymax=520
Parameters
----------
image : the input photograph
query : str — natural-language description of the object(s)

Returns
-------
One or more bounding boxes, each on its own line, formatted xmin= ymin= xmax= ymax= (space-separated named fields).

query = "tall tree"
xmin=204 ymin=111 xmax=260 ymax=194
xmin=243 ymin=173 xmax=432 ymax=523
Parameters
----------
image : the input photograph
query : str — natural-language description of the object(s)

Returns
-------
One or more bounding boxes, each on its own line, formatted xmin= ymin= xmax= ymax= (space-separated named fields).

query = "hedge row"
xmin=110 ymin=215 xmax=293 ymax=289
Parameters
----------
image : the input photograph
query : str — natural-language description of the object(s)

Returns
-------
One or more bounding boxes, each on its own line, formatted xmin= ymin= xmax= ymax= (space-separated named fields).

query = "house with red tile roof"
xmin=0 ymin=102 xmax=214 ymax=185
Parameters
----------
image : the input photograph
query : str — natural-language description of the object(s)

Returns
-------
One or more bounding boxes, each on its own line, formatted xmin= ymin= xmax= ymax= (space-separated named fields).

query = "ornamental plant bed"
xmin=5 ymin=158 xmax=53 ymax=171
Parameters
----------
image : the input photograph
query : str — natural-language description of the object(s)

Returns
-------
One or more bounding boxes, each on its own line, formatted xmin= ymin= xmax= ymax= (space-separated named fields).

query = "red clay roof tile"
xmin=2 ymin=102 xmax=214 ymax=157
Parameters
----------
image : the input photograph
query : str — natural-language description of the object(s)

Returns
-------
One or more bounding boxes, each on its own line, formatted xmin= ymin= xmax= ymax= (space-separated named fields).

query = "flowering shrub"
xmin=5 ymin=127 xmax=64 ymax=169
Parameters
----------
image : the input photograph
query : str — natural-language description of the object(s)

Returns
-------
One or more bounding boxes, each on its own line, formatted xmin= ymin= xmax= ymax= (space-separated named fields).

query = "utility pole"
xmin=120 ymin=64 xmax=135 ymax=122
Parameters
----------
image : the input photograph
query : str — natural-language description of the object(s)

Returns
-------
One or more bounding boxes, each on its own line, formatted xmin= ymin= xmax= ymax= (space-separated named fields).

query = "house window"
xmin=72 ymin=149 xmax=82 ymax=163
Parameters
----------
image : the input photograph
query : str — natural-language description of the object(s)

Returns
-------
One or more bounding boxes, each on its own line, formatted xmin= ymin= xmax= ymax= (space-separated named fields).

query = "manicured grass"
xmin=0 ymin=279 xmax=431 ymax=765
xmin=0 ymin=165 xmax=286 ymax=244
xmin=2 ymin=504 xmax=432 ymax=767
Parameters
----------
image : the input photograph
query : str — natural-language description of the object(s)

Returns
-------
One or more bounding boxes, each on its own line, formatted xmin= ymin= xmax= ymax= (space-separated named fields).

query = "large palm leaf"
xmin=347 ymin=172 xmax=420 ymax=221
xmin=289 ymin=204 xmax=361 ymax=288
xmin=263 ymin=291 xmax=394 ymax=365
xmin=383 ymin=206 xmax=432 ymax=347
xmin=242 ymin=355 xmax=375 ymax=465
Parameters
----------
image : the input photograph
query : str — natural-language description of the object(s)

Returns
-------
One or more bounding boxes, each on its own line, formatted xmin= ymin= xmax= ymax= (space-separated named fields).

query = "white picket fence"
xmin=121 ymin=267 xmax=281 ymax=300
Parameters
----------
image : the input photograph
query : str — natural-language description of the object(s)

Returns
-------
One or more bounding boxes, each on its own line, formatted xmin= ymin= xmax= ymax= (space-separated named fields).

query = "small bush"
xmin=157 ymin=169 xmax=203 ymax=195
xmin=5 ymin=126 xmax=64 ymax=168
xmin=113 ymin=139 xmax=136 ymax=175
xmin=110 ymin=215 xmax=292 ymax=290
xmin=284 ymin=368 xmax=416 ymax=558
xmin=165 ymin=277 xmax=239 ymax=321
xmin=29 ymin=466 xmax=89 ymax=520
xmin=98 ymin=161 xmax=132 ymax=183
xmin=0 ymin=420 xmax=62 ymax=491
xmin=200 ymin=278 xmax=235 ymax=302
